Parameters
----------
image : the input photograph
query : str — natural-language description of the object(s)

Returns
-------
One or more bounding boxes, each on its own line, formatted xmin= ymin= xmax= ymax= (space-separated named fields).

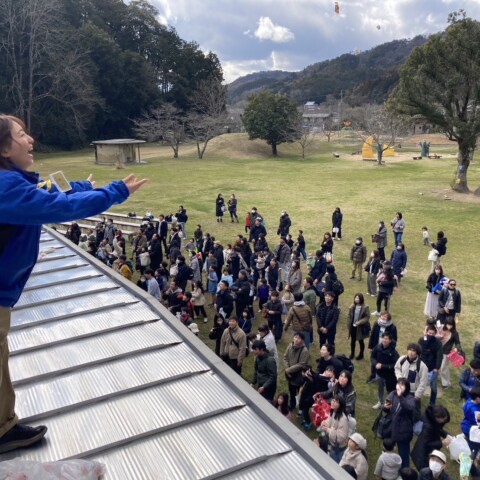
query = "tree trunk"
xmin=271 ymin=143 xmax=277 ymax=156
xmin=376 ymin=146 xmax=383 ymax=165
xmin=452 ymin=141 xmax=472 ymax=192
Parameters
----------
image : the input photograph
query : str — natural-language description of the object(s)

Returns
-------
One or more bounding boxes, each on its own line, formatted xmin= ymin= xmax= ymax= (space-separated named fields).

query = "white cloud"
xmin=154 ymin=0 xmax=175 ymax=25
xmin=254 ymin=17 xmax=295 ymax=43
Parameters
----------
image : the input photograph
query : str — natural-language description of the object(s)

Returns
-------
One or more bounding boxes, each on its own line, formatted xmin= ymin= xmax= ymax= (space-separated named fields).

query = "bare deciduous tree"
xmin=349 ymin=104 xmax=408 ymax=165
xmin=133 ymin=104 xmax=187 ymax=158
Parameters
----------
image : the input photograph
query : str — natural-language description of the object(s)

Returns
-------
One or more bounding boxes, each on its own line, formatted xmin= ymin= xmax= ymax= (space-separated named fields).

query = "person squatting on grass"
xmin=0 ymin=114 xmax=148 ymax=454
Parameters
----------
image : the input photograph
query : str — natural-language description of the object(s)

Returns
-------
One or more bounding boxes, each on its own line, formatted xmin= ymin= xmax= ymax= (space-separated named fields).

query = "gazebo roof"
xmin=91 ymin=139 xmax=145 ymax=145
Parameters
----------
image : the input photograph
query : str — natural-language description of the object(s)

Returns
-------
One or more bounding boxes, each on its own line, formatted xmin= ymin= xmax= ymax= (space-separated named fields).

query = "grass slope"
xmin=37 ymin=134 xmax=479 ymax=478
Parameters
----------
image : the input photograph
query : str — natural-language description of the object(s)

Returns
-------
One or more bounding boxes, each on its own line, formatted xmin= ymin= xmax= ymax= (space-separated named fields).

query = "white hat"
xmin=429 ymin=449 xmax=446 ymax=464
xmin=349 ymin=433 xmax=367 ymax=451
xmin=188 ymin=323 xmax=199 ymax=334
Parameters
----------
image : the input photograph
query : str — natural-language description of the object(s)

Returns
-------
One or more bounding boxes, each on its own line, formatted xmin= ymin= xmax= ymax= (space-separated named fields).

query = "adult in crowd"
xmin=384 ymin=378 xmax=415 ymax=469
xmin=288 ymin=259 xmax=302 ymax=294
xmin=213 ymin=240 xmax=225 ymax=280
xmin=264 ymin=290 xmax=283 ymax=344
xmin=324 ymin=264 xmax=340 ymax=305
xmin=284 ymin=292 xmax=313 ymax=349
xmin=321 ymin=232 xmax=334 ymax=257
xmin=176 ymin=205 xmax=188 ymax=236
xmin=189 ymin=251 xmax=201 ymax=284
xmin=347 ymin=293 xmax=371 ymax=361
xmin=227 ymin=194 xmax=238 ymax=223
xmin=302 ymin=277 xmax=317 ymax=320
xmin=424 ymin=265 xmax=447 ymax=320
xmin=321 ymin=369 xmax=357 ymax=417
xmin=350 ymin=237 xmax=367 ymax=281
xmin=316 ymin=291 xmax=339 ymax=347
xmin=157 ymin=214 xmax=168 ymax=252
xmin=209 ymin=315 xmax=228 ymax=357
xmin=365 ymin=250 xmax=382 ymax=297
xmin=438 ymin=317 xmax=461 ymax=390
xmin=274 ymin=236 xmax=291 ymax=283
xmin=411 ymin=405 xmax=450 ymax=471
xmin=459 ymin=358 xmax=480 ymax=401
xmin=283 ymin=332 xmax=309 ymax=411
xmin=374 ymin=263 xmax=397 ymax=315
xmin=144 ymin=268 xmax=161 ymax=301
xmin=296 ymin=229 xmax=307 ymax=260
xmin=175 ymin=255 xmax=191 ymax=292
xmin=310 ymin=249 xmax=327 ymax=284
xmin=394 ymin=343 xmax=428 ymax=421
xmin=460 ymin=386 xmax=480 ymax=459
xmin=251 ymin=340 xmax=277 ymax=401
xmin=266 ymin=257 xmax=280 ymax=291
xmin=430 ymin=231 xmax=447 ymax=270
xmin=0 ymin=113 xmax=148 ymax=454
xmin=249 ymin=217 xmax=267 ymax=245
xmin=215 ymin=280 xmax=234 ymax=319
xmin=220 ymin=316 xmax=246 ymax=375
xmin=163 ymin=279 xmax=184 ymax=314
xmin=104 ymin=218 xmax=116 ymax=246
xmin=332 ymin=207 xmax=343 ymax=240
xmin=215 ymin=193 xmax=225 ymax=222
xmin=418 ymin=450 xmax=453 ymax=480
xmin=231 ymin=269 xmax=250 ymax=318
xmin=371 ymin=332 xmax=399 ymax=409
xmin=374 ymin=220 xmax=388 ymax=261
xmin=257 ymin=323 xmax=278 ymax=369
xmin=437 ymin=278 xmax=461 ymax=324
xmin=390 ymin=243 xmax=407 ymax=284
xmin=319 ymin=395 xmax=349 ymax=463
xmin=391 ymin=212 xmax=406 ymax=247
xmin=418 ymin=324 xmax=443 ymax=406
xmin=277 ymin=210 xmax=291 ymax=237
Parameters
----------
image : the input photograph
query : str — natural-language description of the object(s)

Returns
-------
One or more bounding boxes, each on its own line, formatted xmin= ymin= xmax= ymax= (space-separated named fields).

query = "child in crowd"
xmin=220 ymin=268 xmax=233 ymax=287
xmin=257 ymin=279 xmax=270 ymax=311
xmin=274 ymin=393 xmax=292 ymax=421
xmin=306 ymin=252 xmax=316 ymax=271
xmin=181 ymin=292 xmax=195 ymax=319
xmin=156 ymin=263 xmax=169 ymax=291
xmin=374 ymin=438 xmax=402 ymax=480
xmin=184 ymin=238 xmax=195 ymax=252
xmin=207 ymin=266 xmax=218 ymax=305
xmin=422 ymin=226 xmax=430 ymax=246
xmin=245 ymin=212 xmax=251 ymax=234
xmin=179 ymin=306 xmax=193 ymax=327
xmin=323 ymin=365 xmax=336 ymax=393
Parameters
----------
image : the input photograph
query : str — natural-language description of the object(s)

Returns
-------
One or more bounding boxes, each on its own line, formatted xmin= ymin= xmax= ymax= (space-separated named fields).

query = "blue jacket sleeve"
xmin=0 ymin=172 xmax=129 ymax=225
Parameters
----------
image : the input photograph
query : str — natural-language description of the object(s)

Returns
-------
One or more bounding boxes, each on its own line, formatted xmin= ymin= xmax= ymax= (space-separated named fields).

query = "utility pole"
xmin=338 ymin=90 xmax=343 ymax=139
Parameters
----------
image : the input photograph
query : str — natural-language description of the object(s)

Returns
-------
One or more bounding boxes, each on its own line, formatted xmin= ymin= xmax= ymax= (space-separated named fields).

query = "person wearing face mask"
xmin=390 ymin=243 xmax=407 ymax=284
xmin=350 ymin=237 xmax=367 ymax=281
xmin=374 ymin=220 xmax=388 ymax=261
xmin=418 ymin=450 xmax=453 ymax=480
xmin=411 ymin=405 xmax=451 ymax=471
xmin=384 ymin=378 xmax=415 ymax=468
xmin=418 ymin=324 xmax=443 ymax=406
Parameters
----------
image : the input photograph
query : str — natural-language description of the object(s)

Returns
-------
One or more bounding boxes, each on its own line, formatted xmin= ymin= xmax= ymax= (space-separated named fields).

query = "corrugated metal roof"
xmin=0 ymin=228 xmax=349 ymax=479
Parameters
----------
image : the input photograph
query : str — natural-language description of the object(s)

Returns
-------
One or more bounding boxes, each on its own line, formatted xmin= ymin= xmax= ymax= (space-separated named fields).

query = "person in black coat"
xmin=213 ymin=242 xmax=225 ymax=280
xmin=215 ymin=281 xmax=234 ymax=319
xmin=437 ymin=279 xmax=461 ymax=324
xmin=411 ymin=405 xmax=450 ymax=471
xmin=157 ymin=215 xmax=168 ymax=252
xmin=310 ymin=249 xmax=327 ymax=284
xmin=277 ymin=210 xmax=291 ymax=237
xmin=209 ymin=314 xmax=228 ymax=356
xmin=316 ymin=292 xmax=339 ymax=347
xmin=149 ymin=233 xmax=163 ymax=270
xmin=231 ymin=270 xmax=250 ymax=318
xmin=215 ymin=194 xmax=225 ymax=222
xmin=175 ymin=255 xmax=192 ymax=292
xmin=332 ymin=207 xmax=343 ymax=240
xmin=250 ymin=218 xmax=267 ymax=244
xmin=371 ymin=332 xmax=399 ymax=407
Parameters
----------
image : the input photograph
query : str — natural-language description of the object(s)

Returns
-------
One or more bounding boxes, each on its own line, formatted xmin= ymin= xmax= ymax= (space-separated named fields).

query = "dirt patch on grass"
xmin=406 ymin=133 xmax=454 ymax=145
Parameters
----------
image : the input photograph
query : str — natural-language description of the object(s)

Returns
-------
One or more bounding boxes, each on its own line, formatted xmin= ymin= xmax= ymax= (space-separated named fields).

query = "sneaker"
xmin=296 ymin=410 xmax=304 ymax=418
xmin=372 ymin=402 xmax=382 ymax=410
xmin=0 ymin=423 xmax=48 ymax=454
xmin=366 ymin=375 xmax=376 ymax=384
xmin=203 ymin=318 xmax=208 ymax=323
xmin=442 ymin=385 xmax=450 ymax=390
xmin=372 ymin=311 xmax=380 ymax=316
xmin=302 ymin=422 xmax=312 ymax=431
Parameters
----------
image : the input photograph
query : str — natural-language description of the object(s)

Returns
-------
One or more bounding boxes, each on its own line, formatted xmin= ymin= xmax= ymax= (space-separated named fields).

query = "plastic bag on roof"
xmin=0 ymin=459 xmax=106 ymax=479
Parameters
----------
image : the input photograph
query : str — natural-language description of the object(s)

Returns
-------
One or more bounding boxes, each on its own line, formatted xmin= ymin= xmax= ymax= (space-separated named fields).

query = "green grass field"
xmin=37 ymin=133 xmax=480 ymax=478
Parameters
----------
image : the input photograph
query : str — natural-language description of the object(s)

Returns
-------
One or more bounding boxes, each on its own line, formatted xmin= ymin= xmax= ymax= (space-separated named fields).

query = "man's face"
xmin=228 ymin=319 xmax=237 ymax=329
xmin=293 ymin=335 xmax=303 ymax=346
xmin=325 ymin=294 xmax=333 ymax=304
xmin=407 ymin=348 xmax=418 ymax=361
xmin=280 ymin=239 xmax=285 ymax=246
xmin=381 ymin=335 xmax=391 ymax=348
xmin=471 ymin=368 xmax=480 ymax=377
xmin=448 ymin=280 xmax=456 ymax=290
xmin=252 ymin=348 xmax=263 ymax=358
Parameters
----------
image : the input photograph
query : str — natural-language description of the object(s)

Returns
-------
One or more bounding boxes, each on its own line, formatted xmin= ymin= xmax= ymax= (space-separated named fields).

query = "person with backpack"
xmin=284 ymin=292 xmax=313 ymax=348
xmin=347 ymin=293 xmax=371 ymax=361
xmin=395 ymin=343 xmax=428 ymax=422
xmin=118 ymin=254 xmax=133 ymax=281
xmin=251 ymin=340 xmax=277 ymax=401
xmin=324 ymin=264 xmax=344 ymax=305
xmin=316 ymin=291 xmax=340 ymax=347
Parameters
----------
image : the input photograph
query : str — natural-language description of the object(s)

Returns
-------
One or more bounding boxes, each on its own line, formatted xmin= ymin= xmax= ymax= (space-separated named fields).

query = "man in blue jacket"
xmin=0 ymin=114 xmax=147 ymax=453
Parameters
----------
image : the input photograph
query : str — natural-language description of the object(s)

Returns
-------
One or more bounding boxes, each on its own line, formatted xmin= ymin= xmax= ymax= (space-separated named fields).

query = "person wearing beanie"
xmin=340 ymin=433 xmax=368 ymax=480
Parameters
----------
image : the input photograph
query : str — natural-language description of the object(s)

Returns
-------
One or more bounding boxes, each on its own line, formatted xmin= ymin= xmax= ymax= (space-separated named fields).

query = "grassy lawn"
xmin=37 ymin=134 xmax=480 ymax=478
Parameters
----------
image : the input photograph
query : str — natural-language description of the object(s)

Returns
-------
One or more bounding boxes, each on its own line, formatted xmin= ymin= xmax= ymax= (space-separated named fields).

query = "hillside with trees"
xmin=0 ymin=0 xmax=222 ymax=149
xmin=228 ymin=36 xmax=427 ymax=107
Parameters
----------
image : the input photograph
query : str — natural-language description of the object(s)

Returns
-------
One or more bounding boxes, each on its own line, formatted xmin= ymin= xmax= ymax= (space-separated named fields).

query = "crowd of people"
xmin=62 ymin=197 xmax=480 ymax=480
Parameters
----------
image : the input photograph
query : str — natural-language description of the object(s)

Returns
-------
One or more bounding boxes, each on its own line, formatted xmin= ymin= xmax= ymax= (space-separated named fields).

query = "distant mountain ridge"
xmin=227 ymin=35 xmax=427 ymax=107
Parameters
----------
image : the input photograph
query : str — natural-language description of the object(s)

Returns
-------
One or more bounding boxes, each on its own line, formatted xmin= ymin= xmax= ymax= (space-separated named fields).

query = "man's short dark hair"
xmin=144 ymin=268 xmax=154 ymax=275
xmin=251 ymin=340 xmax=267 ymax=351
xmin=407 ymin=343 xmax=422 ymax=356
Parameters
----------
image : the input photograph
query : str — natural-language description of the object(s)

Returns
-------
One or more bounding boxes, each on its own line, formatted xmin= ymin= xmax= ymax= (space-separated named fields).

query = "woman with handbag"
xmin=215 ymin=193 xmax=225 ymax=222
xmin=438 ymin=317 xmax=462 ymax=389
xmin=423 ymin=265 xmax=447 ymax=320
xmin=332 ymin=207 xmax=343 ymax=240
xmin=347 ymin=293 xmax=371 ymax=360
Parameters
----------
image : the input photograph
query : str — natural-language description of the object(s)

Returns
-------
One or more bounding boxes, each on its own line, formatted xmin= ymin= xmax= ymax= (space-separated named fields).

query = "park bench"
xmin=412 ymin=155 xmax=422 ymax=160
xmin=428 ymin=154 xmax=442 ymax=159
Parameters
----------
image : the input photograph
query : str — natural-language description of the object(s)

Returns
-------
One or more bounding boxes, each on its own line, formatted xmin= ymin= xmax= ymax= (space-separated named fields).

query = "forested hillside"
xmin=228 ymin=36 xmax=427 ymax=107
xmin=0 ymin=0 xmax=222 ymax=148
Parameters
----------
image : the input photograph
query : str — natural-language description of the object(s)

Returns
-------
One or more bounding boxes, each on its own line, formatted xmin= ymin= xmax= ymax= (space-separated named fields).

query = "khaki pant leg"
xmin=0 ymin=306 xmax=18 ymax=437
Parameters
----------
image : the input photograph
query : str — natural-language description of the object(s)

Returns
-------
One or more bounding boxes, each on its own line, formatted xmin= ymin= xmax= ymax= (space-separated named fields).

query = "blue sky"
xmin=150 ymin=0 xmax=480 ymax=83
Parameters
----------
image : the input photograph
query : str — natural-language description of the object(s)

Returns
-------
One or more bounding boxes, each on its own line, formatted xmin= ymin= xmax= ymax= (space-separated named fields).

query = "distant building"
xmin=91 ymin=139 xmax=146 ymax=166
xmin=412 ymin=118 xmax=434 ymax=135
xmin=302 ymin=102 xmax=333 ymax=131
